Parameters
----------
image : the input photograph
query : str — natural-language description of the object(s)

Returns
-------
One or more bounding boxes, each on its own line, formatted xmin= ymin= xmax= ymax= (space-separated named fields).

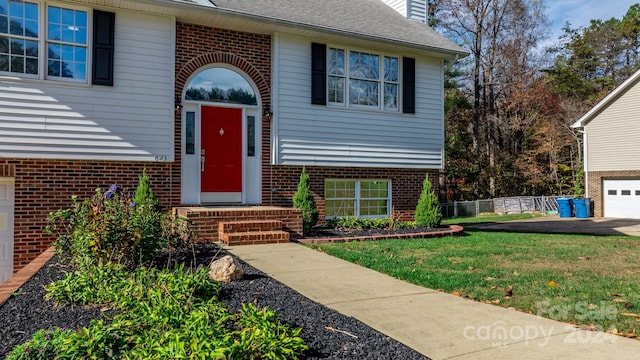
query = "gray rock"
xmin=208 ymin=255 xmax=244 ymax=282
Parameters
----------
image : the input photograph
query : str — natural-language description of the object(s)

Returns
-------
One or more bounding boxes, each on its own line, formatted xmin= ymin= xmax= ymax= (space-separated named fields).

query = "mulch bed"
xmin=0 ymin=243 xmax=429 ymax=359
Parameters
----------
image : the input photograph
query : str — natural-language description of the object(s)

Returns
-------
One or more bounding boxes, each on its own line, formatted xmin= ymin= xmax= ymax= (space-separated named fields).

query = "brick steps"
xmin=218 ymin=218 xmax=292 ymax=246
xmin=221 ymin=230 xmax=290 ymax=245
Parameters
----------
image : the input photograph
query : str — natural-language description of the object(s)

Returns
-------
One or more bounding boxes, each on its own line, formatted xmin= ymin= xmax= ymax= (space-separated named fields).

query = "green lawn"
xmin=309 ymin=231 xmax=640 ymax=338
xmin=441 ymin=213 xmax=546 ymax=225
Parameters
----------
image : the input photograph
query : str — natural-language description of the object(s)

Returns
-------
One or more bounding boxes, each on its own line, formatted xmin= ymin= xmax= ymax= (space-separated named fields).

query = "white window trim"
xmin=327 ymin=46 xmax=401 ymax=112
xmin=0 ymin=1 xmax=92 ymax=83
xmin=325 ymin=179 xmax=392 ymax=219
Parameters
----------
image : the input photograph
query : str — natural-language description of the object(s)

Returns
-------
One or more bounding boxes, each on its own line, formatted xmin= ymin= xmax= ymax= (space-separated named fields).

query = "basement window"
xmin=325 ymin=179 xmax=391 ymax=219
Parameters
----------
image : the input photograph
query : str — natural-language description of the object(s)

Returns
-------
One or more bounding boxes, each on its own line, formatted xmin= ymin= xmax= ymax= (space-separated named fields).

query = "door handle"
xmin=201 ymin=156 xmax=205 ymax=172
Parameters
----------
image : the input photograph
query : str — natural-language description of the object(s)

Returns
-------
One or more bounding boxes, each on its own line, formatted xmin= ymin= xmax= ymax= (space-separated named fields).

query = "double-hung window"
xmin=325 ymin=179 xmax=391 ymax=219
xmin=0 ymin=0 xmax=39 ymax=75
xmin=1 ymin=1 xmax=91 ymax=82
xmin=327 ymin=47 xmax=399 ymax=111
xmin=46 ymin=5 xmax=87 ymax=80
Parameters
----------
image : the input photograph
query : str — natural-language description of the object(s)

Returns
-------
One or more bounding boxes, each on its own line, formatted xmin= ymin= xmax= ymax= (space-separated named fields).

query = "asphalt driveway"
xmin=464 ymin=216 xmax=640 ymax=236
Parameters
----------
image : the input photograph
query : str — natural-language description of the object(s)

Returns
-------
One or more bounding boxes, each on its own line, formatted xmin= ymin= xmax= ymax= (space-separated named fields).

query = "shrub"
xmin=134 ymin=168 xmax=160 ymax=210
xmin=415 ymin=174 xmax=442 ymax=227
xmin=46 ymin=174 xmax=188 ymax=270
xmin=292 ymin=166 xmax=318 ymax=235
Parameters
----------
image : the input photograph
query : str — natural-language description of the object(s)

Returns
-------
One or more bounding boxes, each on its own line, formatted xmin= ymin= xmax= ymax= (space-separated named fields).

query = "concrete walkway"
xmin=227 ymin=243 xmax=640 ymax=360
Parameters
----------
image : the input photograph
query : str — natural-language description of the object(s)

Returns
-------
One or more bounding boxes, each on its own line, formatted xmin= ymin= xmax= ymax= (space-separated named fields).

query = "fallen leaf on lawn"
xmin=505 ymin=285 xmax=514 ymax=297
xmin=547 ymin=280 xmax=558 ymax=288
xmin=491 ymin=299 xmax=501 ymax=304
xmin=563 ymin=272 xmax=573 ymax=277
xmin=578 ymin=256 xmax=591 ymax=260
xmin=513 ymin=271 xmax=519 ymax=276
xmin=608 ymin=328 xmax=619 ymax=335
xmin=614 ymin=298 xmax=627 ymax=303
xmin=452 ymin=291 xmax=461 ymax=296
xmin=414 ymin=259 xmax=424 ymax=265
xmin=625 ymin=302 xmax=635 ymax=309
xmin=620 ymin=312 xmax=640 ymax=318
xmin=623 ymin=333 xmax=637 ymax=338
xmin=485 ymin=276 xmax=496 ymax=281
xmin=468 ymin=266 xmax=475 ymax=271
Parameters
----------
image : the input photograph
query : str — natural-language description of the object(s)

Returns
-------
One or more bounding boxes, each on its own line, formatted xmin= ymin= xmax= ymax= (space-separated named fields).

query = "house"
xmin=572 ymin=69 xmax=640 ymax=219
xmin=0 ymin=0 xmax=466 ymax=282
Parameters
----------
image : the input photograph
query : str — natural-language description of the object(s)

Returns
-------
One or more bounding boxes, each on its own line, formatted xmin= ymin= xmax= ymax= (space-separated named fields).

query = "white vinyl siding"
xmin=381 ymin=0 xmax=427 ymax=23
xmin=585 ymin=78 xmax=640 ymax=171
xmin=274 ymin=34 xmax=444 ymax=168
xmin=0 ymin=9 xmax=174 ymax=161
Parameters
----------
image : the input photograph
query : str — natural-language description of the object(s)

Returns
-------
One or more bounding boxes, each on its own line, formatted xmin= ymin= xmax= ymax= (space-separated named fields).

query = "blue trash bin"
xmin=557 ymin=198 xmax=573 ymax=218
xmin=573 ymin=198 xmax=588 ymax=218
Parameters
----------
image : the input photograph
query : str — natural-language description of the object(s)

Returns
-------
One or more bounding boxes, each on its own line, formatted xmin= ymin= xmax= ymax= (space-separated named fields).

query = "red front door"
xmin=201 ymin=106 xmax=242 ymax=194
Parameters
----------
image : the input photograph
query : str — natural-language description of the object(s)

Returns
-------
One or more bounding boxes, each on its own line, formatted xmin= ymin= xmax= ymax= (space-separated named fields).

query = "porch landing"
xmin=173 ymin=206 xmax=303 ymax=246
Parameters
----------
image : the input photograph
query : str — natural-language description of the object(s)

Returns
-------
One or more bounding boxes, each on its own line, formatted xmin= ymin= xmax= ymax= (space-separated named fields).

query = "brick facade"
xmin=3 ymin=160 xmax=174 ymax=270
xmin=587 ymin=170 xmax=640 ymax=217
xmin=7 ymin=21 xmax=441 ymax=272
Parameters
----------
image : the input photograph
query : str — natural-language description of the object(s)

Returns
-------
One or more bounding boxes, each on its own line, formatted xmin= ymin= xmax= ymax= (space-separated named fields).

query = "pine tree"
xmin=415 ymin=174 xmax=442 ymax=227
xmin=293 ymin=166 xmax=318 ymax=235
xmin=134 ymin=168 xmax=160 ymax=210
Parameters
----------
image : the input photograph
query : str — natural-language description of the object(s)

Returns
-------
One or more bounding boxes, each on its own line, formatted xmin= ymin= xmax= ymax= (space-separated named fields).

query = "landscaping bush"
xmin=292 ymin=166 xmax=318 ymax=235
xmin=415 ymin=174 xmax=442 ymax=227
xmin=133 ymin=168 xmax=160 ymax=210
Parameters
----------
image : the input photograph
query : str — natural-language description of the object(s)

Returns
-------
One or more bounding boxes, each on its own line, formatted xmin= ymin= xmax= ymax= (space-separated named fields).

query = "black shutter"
xmin=92 ymin=10 xmax=115 ymax=86
xmin=403 ymin=57 xmax=415 ymax=114
xmin=311 ymin=42 xmax=326 ymax=105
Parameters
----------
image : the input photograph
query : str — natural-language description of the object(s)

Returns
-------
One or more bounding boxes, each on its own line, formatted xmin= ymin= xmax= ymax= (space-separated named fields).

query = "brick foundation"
xmin=3 ymin=159 xmax=176 ymax=271
xmin=587 ymin=170 xmax=640 ymax=217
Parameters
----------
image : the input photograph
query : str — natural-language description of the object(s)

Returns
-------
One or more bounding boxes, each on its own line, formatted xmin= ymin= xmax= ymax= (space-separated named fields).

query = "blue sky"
xmin=546 ymin=0 xmax=638 ymax=42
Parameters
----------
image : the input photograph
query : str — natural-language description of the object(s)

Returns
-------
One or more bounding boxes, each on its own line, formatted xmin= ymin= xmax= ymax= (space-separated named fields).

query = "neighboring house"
xmin=0 ymin=0 xmax=466 ymax=282
xmin=572 ymin=69 xmax=640 ymax=219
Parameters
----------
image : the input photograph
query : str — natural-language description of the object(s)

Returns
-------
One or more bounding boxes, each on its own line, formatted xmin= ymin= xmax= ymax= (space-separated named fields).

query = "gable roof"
xmin=167 ymin=0 xmax=466 ymax=58
xmin=572 ymin=68 xmax=640 ymax=128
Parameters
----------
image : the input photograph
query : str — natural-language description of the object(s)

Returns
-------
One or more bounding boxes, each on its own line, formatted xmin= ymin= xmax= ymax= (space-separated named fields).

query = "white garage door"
xmin=603 ymin=179 xmax=640 ymax=218
xmin=0 ymin=178 xmax=14 ymax=284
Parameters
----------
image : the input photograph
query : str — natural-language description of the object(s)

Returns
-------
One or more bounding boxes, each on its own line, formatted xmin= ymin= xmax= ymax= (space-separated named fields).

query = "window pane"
xmin=10 ymin=54 xmax=22 ymax=72
xmin=384 ymin=83 xmax=398 ymax=110
xmin=247 ymin=115 xmax=255 ymax=157
xmin=328 ymin=48 xmax=344 ymax=76
xmin=186 ymin=112 xmax=195 ymax=155
xmin=25 ymin=56 xmax=36 ymax=73
xmin=47 ymin=6 xmax=59 ymax=24
xmin=349 ymin=79 xmax=378 ymax=106
xmin=608 ymin=190 xmax=617 ymax=195
xmin=360 ymin=199 xmax=388 ymax=216
xmin=75 ymin=46 xmax=85 ymax=62
xmin=24 ymin=2 xmax=37 ymax=20
xmin=24 ymin=19 xmax=36 ymax=37
xmin=328 ymin=76 xmax=344 ymax=103
xmin=61 ymin=26 xmax=74 ymax=42
xmin=47 ymin=59 xmax=59 ymax=76
xmin=9 ymin=17 xmax=22 ymax=35
xmin=24 ymin=39 xmax=36 ymax=56
xmin=0 ymin=0 xmax=7 ymax=16
xmin=0 ymin=54 xmax=7 ymax=71
xmin=75 ymin=11 xmax=86 ymax=27
xmin=61 ymin=8 xmax=74 ymax=26
xmin=384 ymin=56 xmax=398 ymax=82
xmin=0 ymin=16 xmax=6 ymax=34
xmin=48 ymin=43 xmax=60 ymax=59
xmin=9 ymin=1 xmax=22 ymax=17
xmin=0 ymin=35 xmax=7 ymax=53
xmin=325 ymin=199 xmax=356 ymax=217
xmin=622 ymin=190 xmax=631 ymax=196
xmin=349 ymin=51 xmax=379 ymax=80
xmin=10 ymin=37 xmax=22 ymax=54
xmin=61 ymin=44 xmax=73 ymax=60
xmin=185 ymin=68 xmax=257 ymax=105
xmin=76 ymin=26 xmax=86 ymax=44
xmin=47 ymin=23 xmax=59 ymax=40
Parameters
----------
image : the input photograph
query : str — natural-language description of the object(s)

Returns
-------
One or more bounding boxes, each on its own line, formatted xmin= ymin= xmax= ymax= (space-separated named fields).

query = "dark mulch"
xmin=0 ymin=243 xmax=429 ymax=359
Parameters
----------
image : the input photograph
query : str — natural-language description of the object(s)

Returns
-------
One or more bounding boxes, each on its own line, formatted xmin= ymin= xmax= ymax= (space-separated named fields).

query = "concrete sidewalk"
xmin=227 ymin=243 xmax=640 ymax=360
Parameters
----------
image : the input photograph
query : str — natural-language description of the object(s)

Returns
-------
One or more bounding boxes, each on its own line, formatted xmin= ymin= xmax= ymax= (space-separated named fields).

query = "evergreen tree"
xmin=415 ymin=174 xmax=442 ymax=227
xmin=293 ymin=167 xmax=318 ymax=235
xmin=134 ymin=168 xmax=160 ymax=210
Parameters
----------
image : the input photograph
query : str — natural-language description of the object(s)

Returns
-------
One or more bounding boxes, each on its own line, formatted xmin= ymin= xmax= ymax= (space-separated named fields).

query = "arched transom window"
xmin=185 ymin=67 xmax=257 ymax=105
